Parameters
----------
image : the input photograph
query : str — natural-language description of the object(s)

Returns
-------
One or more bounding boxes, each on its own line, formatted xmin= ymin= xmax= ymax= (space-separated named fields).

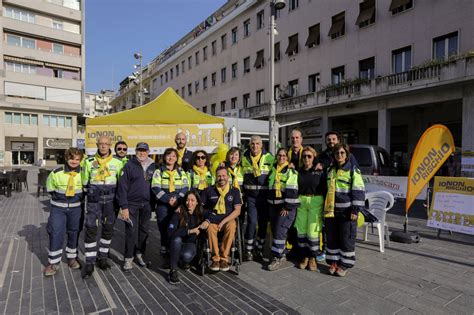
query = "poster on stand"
xmin=362 ymin=175 xmax=426 ymax=200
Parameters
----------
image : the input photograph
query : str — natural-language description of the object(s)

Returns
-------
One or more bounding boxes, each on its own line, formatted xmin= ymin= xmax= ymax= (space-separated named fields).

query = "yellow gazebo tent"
xmin=85 ymin=88 xmax=224 ymax=154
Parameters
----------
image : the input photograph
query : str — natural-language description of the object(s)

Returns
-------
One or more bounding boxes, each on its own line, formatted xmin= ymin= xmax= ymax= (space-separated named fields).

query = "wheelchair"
xmin=196 ymin=219 xmax=243 ymax=275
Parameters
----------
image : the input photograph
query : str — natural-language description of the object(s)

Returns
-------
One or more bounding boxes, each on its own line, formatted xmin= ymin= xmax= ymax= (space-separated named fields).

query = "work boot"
xmin=182 ymin=262 xmax=191 ymax=271
xmin=123 ymin=258 xmax=133 ymax=271
xmin=328 ymin=262 xmax=338 ymax=275
xmin=336 ymin=266 xmax=347 ymax=277
xmin=299 ymin=257 xmax=309 ymax=270
xmin=135 ymin=254 xmax=146 ymax=267
xmin=253 ymin=250 xmax=263 ymax=262
xmin=308 ymin=257 xmax=318 ymax=272
xmin=209 ymin=261 xmax=220 ymax=272
xmin=43 ymin=264 xmax=59 ymax=277
xmin=82 ymin=263 xmax=94 ymax=279
xmin=68 ymin=259 xmax=81 ymax=270
xmin=96 ymin=257 xmax=111 ymax=270
xmin=267 ymin=256 xmax=284 ymax=271
xmin=169 ymin=269 xmax=180 ymax=284
xmin=219 ymin=260 xmax=230 ymax=272
xmin=244 ymin=251 xmax=253 ymax=262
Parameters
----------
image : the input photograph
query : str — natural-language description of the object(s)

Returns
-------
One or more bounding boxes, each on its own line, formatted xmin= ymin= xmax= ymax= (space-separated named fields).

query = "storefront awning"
xmin=4 ymin=55 xmax=44 ymax=66
xmin=44 ymin=62 xmax=80 ymax=72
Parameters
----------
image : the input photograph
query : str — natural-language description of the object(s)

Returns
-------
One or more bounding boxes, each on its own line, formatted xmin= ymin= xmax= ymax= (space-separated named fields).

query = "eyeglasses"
xmin=196 ymin=155 xmax=206 ymax=160
xmin=116 ymin=147 xmax=127 ymax=152
xmin=98 ymin=142 xmax=111 ymax=146
xmin=335 ymin=151 xmax=346 ymax=156
xmin=302 ymin=155 xmax=313 ymax=159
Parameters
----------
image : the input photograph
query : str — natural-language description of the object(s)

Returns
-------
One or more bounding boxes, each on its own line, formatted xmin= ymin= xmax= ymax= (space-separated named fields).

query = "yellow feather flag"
xmin=406 ymin=124 xmax=455 ymax=213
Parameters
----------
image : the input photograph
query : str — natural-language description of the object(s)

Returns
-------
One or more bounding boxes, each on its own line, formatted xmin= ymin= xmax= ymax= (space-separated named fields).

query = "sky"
xmin=85 ymin=0 xmax=226 ymax=93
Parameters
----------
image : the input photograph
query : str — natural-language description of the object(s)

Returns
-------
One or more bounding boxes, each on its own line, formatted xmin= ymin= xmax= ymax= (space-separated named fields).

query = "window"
xmin=165 ymin=72 xmax=168 ymax=83
xmin=331 ymin=66 xmax=345 ymax=84
xmin=211 ymin=103 xmax=216 ymax=115
xmin=232 ymin=63 xmax=238 ymax=79
xmin=195 ymin=80 xmax=199 ymax=93
xmin=4 ymin=7 xmax=35 ymax=23
xmin=274 ymin=42 xmax=281 ymax=62
xmin=390 ymin=0 xmax=413 ymax=15
xmin=203 ymin=46 xmax=208 ymax=61
xmin=274 ymin=84 xmax=281 ymax=100
xmin=5 ymin=82 xmax=45 ymax=100
xmin=243 ymin=57 xmax=251 ymax=74
xmin=203 ymin=76 xmax=208 ymax=89
xmin=195 ymin=51 xmax=200 ymax=65
xmin=52 ymin=19 xmax=64 ymax=30
xmin=188 ymin=56 xmax=192 ymax=69
xmin=221 ymin=34 xmax=227 ymax=51
xmin=5 ymin=112 xmax=12 ymax=124
xmin=359 ymin=57 xmax=375 ymax=79
xmin=254 ymin=50 xmax=265 ymax=69
xmin=221 ymin=101 xmax=226 ymax=113
xmin=170 ymin=68 xmax=173 ymax=80
xmin=433 ymin=32 xmax=458 ymax=60
xmin=231 ymin=97 xmax=237 ymax=109
xmin=58 ymin=116 xmax=65 ymax=127
xmin=256 ymin=89 xmax=265 ymax=105
xmin=212 ymin=72 xmax=216 ymax=86
xmin=176 ymin=64 xmax=179 ymax=76
xmin=328 ymin=12 xmax=345 ymax=39
xmin=392 ymin=46 xmax=411 ymax=73
xmin=65 ymin=117 xmax=72 ymax=127
xmin=160 ymin=74 xmax=163 ymax=86
xmin=289 ymin=0 xmax=299 ymax=11
xmin=203 ymin=106 xmax=207 ymax=113
xmin=308 ymin=73 xmax=320 ymax=93
xmin=221 ymin=67 xmax=227 ymax=83
xmin=288 ymin=79 xmax=299 ymax=97
xmin=50 ymin=115 xmax=57 ymax=126
xmin=188 ymin=83 xmax=192 ymax=96
xmin=7 ymin=34 xmax=21 ymax=46
xmin=232 ymin=27 xmax=238 ymax=44
xmin=181 ymin=60 xmax=185 ymax=73
xmin=13 ymin=113 xmax=21 ymax=124
xmin=285 ymin=34 xmax=299 ymax=56
xmin=31 ymin=114 xmax=38 ymax=125
xmin=23 ymin=114 xmax=30 ymax=125
xmin=356 ymin=0 xmax=375 ymax=28
xmin=243 ymin=19 xmax=250 ymax=37
xmin=305 ymin=24 xmax=320 ymax=48
xmin=243 ymin=93 xmax=250 ymax=108
xmin=6 ymin=62 xmax=36 ymax=75
xmin=53 ymin=43 xmax=64 ymax=54
xmin=181 ymin=86 xmax=185 ymax=97
xmin=257 ymin=10 xmax=264 ymax=30
xmin=43 ymin=115 xmax=50 ymax=126
xmin=212 ymin=40 xmax=217 ymax=55
xmin=53 ymin=69 xmax=63 ymax=78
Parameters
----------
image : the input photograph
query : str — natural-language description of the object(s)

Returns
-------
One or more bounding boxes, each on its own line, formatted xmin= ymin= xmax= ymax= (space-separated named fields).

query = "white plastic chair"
xmin=363 ymin=191 xmax=395 ymax=253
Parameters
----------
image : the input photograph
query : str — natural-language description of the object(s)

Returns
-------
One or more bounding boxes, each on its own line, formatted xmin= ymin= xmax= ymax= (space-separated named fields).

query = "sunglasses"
xmin=302 ymin=154 xmax=313 ymax=159
xmin=335 ymin=151 xmax=346 ymax=156
xmin=196 ymin=155 xmax=207 ymax=160
xmin=116 ymin=147 xmax=127 ymax=152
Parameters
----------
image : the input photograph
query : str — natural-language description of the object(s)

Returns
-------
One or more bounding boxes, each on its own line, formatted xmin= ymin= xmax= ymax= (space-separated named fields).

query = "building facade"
xmin=0 ymin=0 xmax=84 ymax=167
xmin=111 ymin=0 xmax=474 ymax=172
xmin=84 ymin=90 xmax=114 ymax=118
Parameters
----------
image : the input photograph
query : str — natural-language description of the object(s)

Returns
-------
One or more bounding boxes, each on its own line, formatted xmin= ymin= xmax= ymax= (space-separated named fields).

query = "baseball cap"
xmin=135 ymin=142 xmax=149 ymax=150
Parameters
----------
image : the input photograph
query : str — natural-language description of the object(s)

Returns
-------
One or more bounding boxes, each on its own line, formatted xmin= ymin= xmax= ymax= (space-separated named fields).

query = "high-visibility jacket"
xmin=226 ymin=164 xmax=244 ymax=190
xmin=241 ymin=149 xmax=274 ymax=197
xmin=151 ymin=165 xmax=189 ymax=203
xmin=46 ymin=165 xmax=83 ymax=207
xmin=114 ymin=155 xmax=129 ymax=168
xmin=82 ymin=153 xmax=123 ymax=188
xmin=187 ymin=169 xmax=215 ymax=191
xmin=267 ymin=166 xmax=299 ymax=211
xmin=326 ymin=160 xmax=365 ymax=215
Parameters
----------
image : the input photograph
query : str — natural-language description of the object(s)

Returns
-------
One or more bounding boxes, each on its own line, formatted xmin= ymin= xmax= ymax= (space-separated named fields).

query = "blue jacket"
xmin=116 ymin=156 xmax=156 ymax=209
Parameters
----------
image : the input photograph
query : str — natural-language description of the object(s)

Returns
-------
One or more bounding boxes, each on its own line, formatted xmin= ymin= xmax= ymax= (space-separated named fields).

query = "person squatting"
xmin=43 ymin=130 xmax=365 ymax=282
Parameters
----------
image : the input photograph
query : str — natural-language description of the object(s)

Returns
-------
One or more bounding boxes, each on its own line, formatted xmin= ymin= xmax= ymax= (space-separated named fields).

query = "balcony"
xmin=240 ymin=54 xmax=474 ymax=119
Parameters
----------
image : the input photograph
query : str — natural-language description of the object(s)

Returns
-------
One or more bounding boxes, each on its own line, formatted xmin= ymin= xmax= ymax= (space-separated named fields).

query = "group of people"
xmin=44 ymin=129 xmax=365 ymax=284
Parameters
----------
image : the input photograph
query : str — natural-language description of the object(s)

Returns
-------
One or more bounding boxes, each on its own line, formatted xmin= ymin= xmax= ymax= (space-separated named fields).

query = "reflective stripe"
xmin=244 ymin=184 xmax=267 ymax=190
xmin=326 ymin=255 xmax=340 ymax=260
xmin=49 ymin=249 xmax=63 ymax=256
xmin=271 ymin=246 xmax=284 ymax=253
xmin=55 ymin=189 xmax=82 ymax=194
xmin=352 ymin=200 xmax=365 ymax=206
xmin=285 ymin=184 xmax=298 ymax=190
xmin=274 ymin=239 xmax=286 ymax=245
xmin=267 ymin=199 xmax=284 ymax=204
xmin=308 ymin=237 xmax=319 ymax=242
xmin=99 ymin=247 xmax=109 ymax=253
xmin=340 ymin=257 xmax=355 ymax=265
xmin=49 ymin=257 xmax=61 ymax=264
xmin=285 ymin=198 xmax=300 ymax=204
xmin=246 ymin=245 xmax=253 ymax=250
xmin=100 ymin=238 xmax=111 ymax=245
xmin=297 ymin=243 xmax=308 ymax=247
xmin=84 ymin=242 xmax=97 ymax=248
xmin=326 ymin=248 xmax=340 ymax=254
xmin=66 ymin=252 xmax=77 ymax=258
xmin=309 ymin=246 xmax=319 ymax=251
xmin=246 ymin=239 xmax=254 ymax=244
xmin=151 ymin=184 xmax=161 ymax=188
xmin=51 ymin=200 xmax=81 ymax=208
xmin=65 ymin=247 xmax=76 ymax=253
xmin=156 ymin=191 xmax=165 ymax=199
xmin=85 ymin=252 xmax=97 ymax=257
xmin=340 ymin=250 xmax=355 ymax=257
xmin=335 ymin=202 xmax=351 ymax=208
xmin=335 ymin=187 xmax=350 ymax=193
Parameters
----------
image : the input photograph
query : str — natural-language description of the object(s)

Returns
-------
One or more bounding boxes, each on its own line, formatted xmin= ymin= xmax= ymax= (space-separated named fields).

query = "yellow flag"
xmin=406 ymin=124 xmax=454 ymax=213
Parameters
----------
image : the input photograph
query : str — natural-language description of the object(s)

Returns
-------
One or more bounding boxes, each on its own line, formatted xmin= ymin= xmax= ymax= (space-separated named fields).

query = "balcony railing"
xmin=383 ymin=64 xmax=441 ymax=86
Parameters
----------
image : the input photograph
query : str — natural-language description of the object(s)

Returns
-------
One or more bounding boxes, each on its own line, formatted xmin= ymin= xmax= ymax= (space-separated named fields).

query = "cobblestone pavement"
xmin=0 ymin=168 xmax=473 ymax=314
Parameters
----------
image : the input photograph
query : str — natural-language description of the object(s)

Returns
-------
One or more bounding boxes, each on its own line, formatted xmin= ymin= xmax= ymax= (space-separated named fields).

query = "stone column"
xmin=377 ymin=104 xmax=391 ymax=151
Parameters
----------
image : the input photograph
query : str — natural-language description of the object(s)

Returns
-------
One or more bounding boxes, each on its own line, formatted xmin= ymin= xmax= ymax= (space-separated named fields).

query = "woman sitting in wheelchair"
xmin=201 ymin=166 xmax=242 ymax=272
xmin=167 ymin=190 xmax=207 ymax=284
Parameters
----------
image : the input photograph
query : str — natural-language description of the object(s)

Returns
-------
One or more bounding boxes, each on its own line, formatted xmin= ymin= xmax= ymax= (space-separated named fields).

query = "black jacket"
xmin=167 ymin=211 xmax=201 ymax=243
xmin=116 ymin=156 xmax=156 ymax=209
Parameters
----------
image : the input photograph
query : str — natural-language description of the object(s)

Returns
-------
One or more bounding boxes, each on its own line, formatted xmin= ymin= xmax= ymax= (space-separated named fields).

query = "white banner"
xmin=362 ymin=175 xmax=427 ymax=200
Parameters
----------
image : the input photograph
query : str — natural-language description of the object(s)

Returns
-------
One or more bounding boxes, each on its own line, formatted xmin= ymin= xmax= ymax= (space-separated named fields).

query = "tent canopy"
xmin=86 ymin=87 xmax=224 ymax=125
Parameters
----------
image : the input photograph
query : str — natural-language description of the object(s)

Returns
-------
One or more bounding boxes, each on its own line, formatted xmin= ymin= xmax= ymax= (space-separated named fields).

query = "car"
xmin=349 ymin=144 xmax=395 ymax=176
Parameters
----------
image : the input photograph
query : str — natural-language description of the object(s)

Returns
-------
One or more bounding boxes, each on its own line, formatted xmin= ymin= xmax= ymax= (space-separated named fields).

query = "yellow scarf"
xmin=193 ymin=165 xmax=209 ymax=190
xmin=227 ymin=166 xmax=240 ymax=189
xmin=65 ymin=171 xmax=78 ymax=197
xmin=288 ymin=148 xmax=302 ymax=168
xmin=324 ymin=169 xmax=343 ymax=218
xmin=274 ymin=162 xmax=289 ymax=198
xmin=214 ymin=183 xmax=230 ymax=215
xmin=177 ymin=148 xmax=186 ymax=166
xmin=250 ymin=152 xmax=262 ymax=177
xmin=165 ymin=169 xmax=177 ymax=192
xmin=94 ymin=154 xmax=113 ymax=181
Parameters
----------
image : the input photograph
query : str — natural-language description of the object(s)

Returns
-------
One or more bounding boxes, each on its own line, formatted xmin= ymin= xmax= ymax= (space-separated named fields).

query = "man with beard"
xmin=175 ymin=132 xmax=193 ymax=172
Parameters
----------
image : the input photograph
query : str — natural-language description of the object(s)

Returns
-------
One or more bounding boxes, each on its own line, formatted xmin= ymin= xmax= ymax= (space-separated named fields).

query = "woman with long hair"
xmin=167 ymin=190 xmax=207 ymax=284
xmin=188 ymin=150 xmax=214 ymax=196
xmin=224 ymin=147 xmax=243 ymax=191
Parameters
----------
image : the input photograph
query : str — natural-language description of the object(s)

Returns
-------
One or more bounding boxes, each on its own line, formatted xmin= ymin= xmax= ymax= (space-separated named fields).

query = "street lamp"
xmin=269 ymin=0 xmax=285 ymax=155
xmin=134 ymin=52 xmax=143 ymax=106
